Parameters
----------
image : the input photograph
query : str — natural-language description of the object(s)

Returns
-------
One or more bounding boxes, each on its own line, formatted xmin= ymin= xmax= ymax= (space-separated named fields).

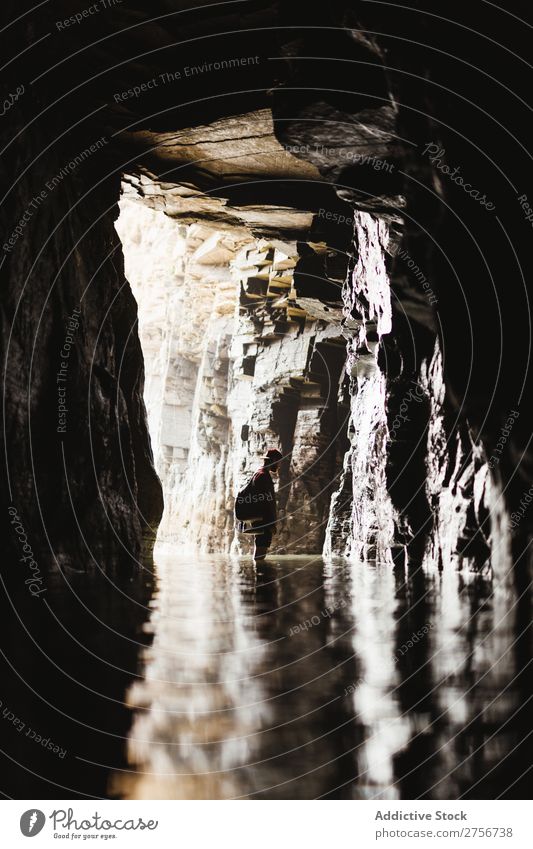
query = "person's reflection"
xmin=246 ymin=557 xmax=361 ymax=798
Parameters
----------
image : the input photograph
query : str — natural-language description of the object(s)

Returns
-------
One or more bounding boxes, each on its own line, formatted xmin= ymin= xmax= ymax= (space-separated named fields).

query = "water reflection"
xmin=0 ymin=564 xmax=153 ymax=798
xmin=116 ymin=551 xmax=528 ymax=799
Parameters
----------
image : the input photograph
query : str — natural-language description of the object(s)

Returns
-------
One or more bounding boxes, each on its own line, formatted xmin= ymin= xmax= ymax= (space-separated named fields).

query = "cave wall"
xmin=118 ymin=192 xmax=509 ymax=572
xmin=326 ymin=209 xmax=510 ymax=573
xmin=0 ymin=128 xmax=162 ymax=570
xmin=1 ymin=0 xmax=531 ymax=576
xmin=325 ymin=212 xmax=395 ymax=562
xmin=118 ymin=193 xmax=349 ymax=553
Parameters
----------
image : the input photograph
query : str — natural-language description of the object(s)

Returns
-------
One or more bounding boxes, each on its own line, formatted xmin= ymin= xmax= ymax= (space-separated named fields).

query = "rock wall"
xmin=324 ymin=209 xmax=509 ymax=571
xmin=0 ymin=133 xmax=163 ymax=571
xmin=118 ymin=192 xmax=350 ymax=553
xmin=119 ymin=194 xmax=507 ymax=572
xmin=325 ymin=212 xmax=395 ymax=561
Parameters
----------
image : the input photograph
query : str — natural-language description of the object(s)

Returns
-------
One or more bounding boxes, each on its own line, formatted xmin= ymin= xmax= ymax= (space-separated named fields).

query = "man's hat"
xmin=263 ymin=448 xmax=283 ymax=463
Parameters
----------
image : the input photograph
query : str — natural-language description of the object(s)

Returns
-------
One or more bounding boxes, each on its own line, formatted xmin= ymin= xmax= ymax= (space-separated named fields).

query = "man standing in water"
xmin=251 ymin=448 xmax=282 ymax=560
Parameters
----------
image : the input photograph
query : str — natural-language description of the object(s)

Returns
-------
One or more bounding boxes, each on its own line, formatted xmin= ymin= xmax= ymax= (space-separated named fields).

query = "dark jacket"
xmin=251 ymin=468 xmax=277 ymax=526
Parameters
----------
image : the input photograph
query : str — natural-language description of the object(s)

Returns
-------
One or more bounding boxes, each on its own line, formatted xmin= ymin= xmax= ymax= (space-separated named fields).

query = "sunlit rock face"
xmin=118 ymin=190 xmax=351 ymax=553
xmin=117 ymin=199 xmax=249 ymax=551
xmin=115 ymin=197 xmax=188 ymax=445
xmin=326 ymin=213 xmax=395 ymax=562
xmin=119 ymin=193 xmax=506 ymax=571
xmin=420 ymin=346 xmax=512 ymax=580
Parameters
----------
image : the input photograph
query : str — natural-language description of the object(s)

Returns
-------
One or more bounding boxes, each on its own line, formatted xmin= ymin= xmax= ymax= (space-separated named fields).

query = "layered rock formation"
xmin=117 ymin=184 xmax=510 ymax=573
xmin=118 ymin=192 xmax=349 ymax=553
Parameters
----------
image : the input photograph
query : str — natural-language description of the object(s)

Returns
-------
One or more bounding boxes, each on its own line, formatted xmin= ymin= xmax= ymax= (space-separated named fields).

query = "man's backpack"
xmin=235 ymin=477 xmax=260 ymax=521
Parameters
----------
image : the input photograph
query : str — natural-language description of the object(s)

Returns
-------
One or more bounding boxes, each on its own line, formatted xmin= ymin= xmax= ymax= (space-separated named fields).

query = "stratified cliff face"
xmin=117 ymin=188 xmax=508 ymax=571
xmin=1 ymin=0 xmax=531 ymax=574
xmin=118 ymin=191 xmax=349 ymax=554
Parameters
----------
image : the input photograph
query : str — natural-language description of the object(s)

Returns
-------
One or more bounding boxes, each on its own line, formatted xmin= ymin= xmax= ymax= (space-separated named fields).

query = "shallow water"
xmin=0 ymin=563 xmax=154 ymax=799
xmin=116 ymin=551 xmax=530 ymax=800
